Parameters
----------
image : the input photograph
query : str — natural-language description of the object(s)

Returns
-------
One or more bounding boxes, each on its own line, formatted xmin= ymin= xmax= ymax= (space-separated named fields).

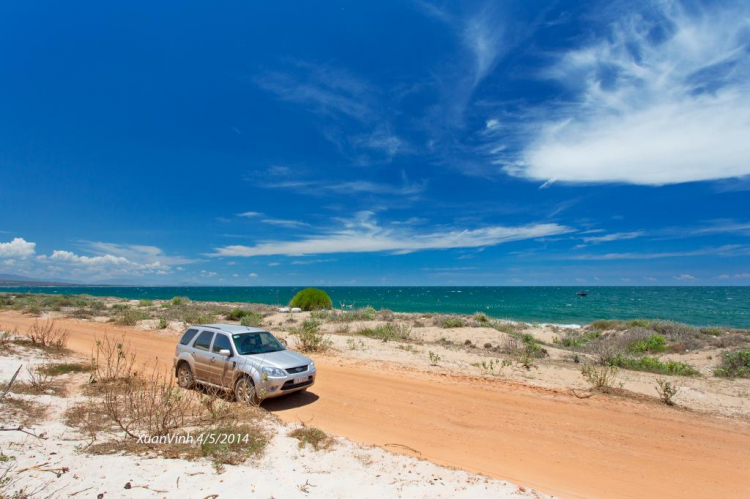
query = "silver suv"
xmin=173 ymin=324 xmax=316 ymax=403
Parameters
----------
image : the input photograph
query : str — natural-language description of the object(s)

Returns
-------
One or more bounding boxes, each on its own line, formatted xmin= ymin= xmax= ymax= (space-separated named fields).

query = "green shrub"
xmin=581 ymin=364 xmax=619 ymax=390
xmin=560 ymin=330 xmax=601 ymax=348
xmin=240 ymin=312 xmax=263 ymax=327
xmin=714 ymin=349 xmax=750 ymax=378
xmin=628 ymin=334 xmax=666 ymax=354
xmin=441 ymin=317 xmax=464 ymax=328
xmin=589 ymin=319 xmax=620 ymax=331
xmin=357 ymin=323 xmax=412 ymax=342
xmin=139 ymin=299 xmax=153 ymax=307
xmin=156 ymin=317 xmax=168 ymax=329
xmin=182 ymin=310 xmax=216 ymax=325
xmin=655 ymin=379 xmax=679 ymax=406
xmin=113 ymin=308 xmax=150 ymax=326
xmin=290 ymin=288 xmax=332 ymax=311
xmin=607 ymin=355 xmax=699 ymax=376
xmin=292 ymin=319 xmax=331 ymax=352
xmin=625 ymin=319 xmax=651 ymax=328
xmin=171 ymin=296 xmax=189 ymax=306
xmin=700 ymin=327 xmax=724 ymax=336
xmin=474 ymin=313 xmax=489 ymax=324
xmin=226 ymin=308 xmax=252 ymax=321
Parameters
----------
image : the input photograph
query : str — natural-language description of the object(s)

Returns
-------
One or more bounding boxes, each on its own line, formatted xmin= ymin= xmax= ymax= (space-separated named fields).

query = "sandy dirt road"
xmin=2 ymin=311 xmax=749 ymax=498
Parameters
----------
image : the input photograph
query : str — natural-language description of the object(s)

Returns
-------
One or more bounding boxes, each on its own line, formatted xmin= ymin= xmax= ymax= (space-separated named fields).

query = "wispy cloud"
xmin=582 ymin=231 xmax=644 ymax=244
xmin=566 ymin=245 xmax=748 ymax=261
xmin=717 ymin=272 xmax=750 ymax=279
xmin=252 ymin=167 xmax=427 ymax=198
xmin=254 ymin=62 xmax=375 ymax=122
xmin=291 ymin=258 xmax=337 ymax=265
xmin=260 ymin=219 xmax=311 ymax=229
xmin=210 ymin=211 xmax=571 ymax=257
xmin=237 ymin=211 xmax=263 ymax=218
xmin=501 ymin=1 xmax=750 ymax=185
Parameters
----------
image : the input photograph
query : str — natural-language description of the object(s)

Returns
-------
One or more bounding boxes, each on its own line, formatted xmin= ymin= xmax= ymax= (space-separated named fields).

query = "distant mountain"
xmin=0 ymin=273 xmax=80 ymax=286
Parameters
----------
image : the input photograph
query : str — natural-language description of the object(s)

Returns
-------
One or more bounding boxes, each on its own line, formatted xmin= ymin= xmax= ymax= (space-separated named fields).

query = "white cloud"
xmin=674 ymin=274 xmax=696 ymax=281
xmin=268 ymin=262 xmax=280 ymax=267
xmin=582 ymin=231 xmax=644 ymax=244
xmin=503 ymin=2 xmax=750 ymax=185
xmin=248 ymin=272 xmax=258 ymax=278
xmin=83 ymin=242 xmax=196 ymax=266
xmin=0 ymin=238 xmax=36 ymax=258
xmin=238 ymin=211 xmax=263 ymax=218
xmin=45 ymin=249 xmax=171 ymax=279
xmin=200 ymin=270 xmax=217 ymax=278
xmin=210 ymin=211 xmax=572 ymax=257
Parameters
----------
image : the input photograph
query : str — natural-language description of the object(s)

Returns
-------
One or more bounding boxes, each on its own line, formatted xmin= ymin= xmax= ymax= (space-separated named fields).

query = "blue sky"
xmin=1 ymin=0 xmax=749 ymax=285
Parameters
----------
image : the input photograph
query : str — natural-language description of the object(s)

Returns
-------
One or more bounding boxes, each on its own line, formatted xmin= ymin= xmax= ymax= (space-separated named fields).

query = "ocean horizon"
xmin=2 ymin=285 xmax=749 ymax=328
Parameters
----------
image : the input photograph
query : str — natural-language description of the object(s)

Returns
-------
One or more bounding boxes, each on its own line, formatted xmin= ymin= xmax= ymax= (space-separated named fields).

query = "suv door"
xmin=209 ymin=333 xmax=235 ymax=386
xmin=191 ymin=330 xmax=215 ymax=382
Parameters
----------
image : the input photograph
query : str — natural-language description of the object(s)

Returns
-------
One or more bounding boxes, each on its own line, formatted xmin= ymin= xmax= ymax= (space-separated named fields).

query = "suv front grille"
xmin=281 ymin=377 xmax=313 ymax=391
xmin=285 ymin=365 xmax=308 ymax=374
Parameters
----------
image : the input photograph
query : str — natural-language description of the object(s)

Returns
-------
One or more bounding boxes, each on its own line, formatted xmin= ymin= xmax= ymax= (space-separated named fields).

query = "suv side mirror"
xmin=219 ymin=349 xmax=232 ymax=357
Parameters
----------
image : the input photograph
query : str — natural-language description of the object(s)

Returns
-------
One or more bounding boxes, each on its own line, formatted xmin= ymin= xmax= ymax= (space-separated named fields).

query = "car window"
xmin=179 ymin=328 xmax=199 ymax=346
xmin=212 ymin=334 xmax=232 ymax=354
xmin=193 ymin=331 xmax=214 ymax=351
xmin=232 ymin=332 xmax=285 ymax=355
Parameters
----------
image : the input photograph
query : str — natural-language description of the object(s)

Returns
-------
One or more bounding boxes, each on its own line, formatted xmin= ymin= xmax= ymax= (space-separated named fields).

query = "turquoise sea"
xmin=1 ymin=286 xmax=749 ymax=328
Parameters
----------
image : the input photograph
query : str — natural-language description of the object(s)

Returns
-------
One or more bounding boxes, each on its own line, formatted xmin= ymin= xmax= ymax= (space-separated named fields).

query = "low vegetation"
xmin=112 ymin=307 xmax=150 ymax=326
xmin=655 ymin=379 xmax=679 ymax=406
xmin=714 ymin=349 xmax=750 ymax=378
xmin=581 ymin=363 xmax=620 ymax=391
xmin=606 ymin=355 xmax=699 ymax=376
xmin=357 ymin=323 xmax=412 ymax=342
xmin=39 ymin=362 xmax=92 ymax=377
xmin=292 ymin=319 xmax=331 ymax=352
xmin=64 ymin=331 xmax=270 ymax=471
xmin=290 ymin=288 xmax=332 ymax=311
xmin=25 ymin=320 xmax=70 ymax=351
xmin=240 ymin=312 xmax=263 ymax=327
xmin=288 ymin=425 xmax=334 ymax=451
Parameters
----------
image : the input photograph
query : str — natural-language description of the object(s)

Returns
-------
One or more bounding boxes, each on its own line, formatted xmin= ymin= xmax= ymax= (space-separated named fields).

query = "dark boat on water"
xmin=576 ymin=291 xmax=587 ymax=296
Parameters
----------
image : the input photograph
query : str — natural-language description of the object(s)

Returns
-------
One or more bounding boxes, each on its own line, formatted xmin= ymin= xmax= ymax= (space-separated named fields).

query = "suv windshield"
xmin=232 ymin=331 xmax=285 ymax=355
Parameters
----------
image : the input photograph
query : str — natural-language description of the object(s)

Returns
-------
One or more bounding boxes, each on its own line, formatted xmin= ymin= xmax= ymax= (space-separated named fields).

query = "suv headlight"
xmin=309 ymin=361 xmax=315 ymax=371
xmin=261 ymin=366 xmax=287 ymax=378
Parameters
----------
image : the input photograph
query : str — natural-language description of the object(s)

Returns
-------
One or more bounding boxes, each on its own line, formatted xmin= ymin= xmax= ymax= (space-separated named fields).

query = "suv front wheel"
xmin=177 ymin=363 xmax=194 ymax=389
xmin=234 ymin=376 xmax=259 ymax=405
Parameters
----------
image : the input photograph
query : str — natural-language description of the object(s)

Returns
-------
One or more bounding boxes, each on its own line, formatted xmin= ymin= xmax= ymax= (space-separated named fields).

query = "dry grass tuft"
xmin=289 ymin=425 xmax=335 ymax=451
xmin=25 ymin=320 xmax=70 ymax=351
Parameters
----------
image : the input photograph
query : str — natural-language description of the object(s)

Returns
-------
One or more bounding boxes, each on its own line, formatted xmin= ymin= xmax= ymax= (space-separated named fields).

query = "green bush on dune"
xmin=290 ymin=288 xmax=332 ymax=311
xmin=714 ymin=349 xmax=750 ymax=378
